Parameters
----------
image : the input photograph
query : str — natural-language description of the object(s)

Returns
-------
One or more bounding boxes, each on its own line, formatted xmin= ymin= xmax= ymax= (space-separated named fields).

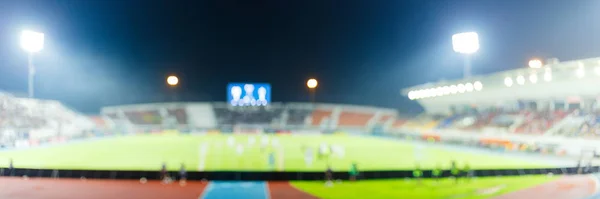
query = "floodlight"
xmin=307 ymin=79 xmax=318 ymax=88
xmin=544 ymin=69 xmax=552 ymax=82
xmin=516 ymin=75 xmax=525 ymax=85
xmin=465 ymin=83 xmax=474 ymax=92
xmin=529 ymin=74 xmax=538 ymax=84
xmin=450 ymin=85 xmax=458 ymax=94
xmin=442 ymin=86 xmax=450 ymax=95
xmin=576 ymin=67 xmax=585 ymax=78
xmin=167 ymin=75 xmax=179 ymax=86
xmin=435 ymin=87 xmax=444 ymax=96
xmin=408 ymin=91 xmax=415 ymax=100
xmin=504 ymin=77 xmax=513 ymax=87
xmin=473 ymin=81 xmax=483 ymax=91
xmin=20 ymin=30 xmax=45 ymax=53
xmin=457 ymin=84 xmax=466 ymax=93
xmin=452 ymin=32 xmax=479 ymax=54
xmin=528 ymin=59 xmax=542 ymax=68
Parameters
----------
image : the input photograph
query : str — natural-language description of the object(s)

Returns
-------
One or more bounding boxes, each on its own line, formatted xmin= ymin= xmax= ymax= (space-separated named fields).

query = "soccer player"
xmin=325 ymin=165 xmax=334 ymax=186
xmin=450 ymin=160 xmax=460 ymax=183
xmin=304 ymin=146 xmax=314 ymax=167
xmin=413 ymin=164 xmax=423 ymax=184
xmin=432 ymin=163 xmax=442 ymax=182
xmin=268 ymin=151 xmax=276 ymax=170
xmin=463 ymin=162 xmax=472 ymax=181
xmin=160 ymin=162 xmax=171 ymax=184
xmin=179 ymin=164 xmax=187 ymax=186
xmin=349 ymin=162 xmax=359 ymax=181
xmin=8 ymin=158 xmax=13 ymax=176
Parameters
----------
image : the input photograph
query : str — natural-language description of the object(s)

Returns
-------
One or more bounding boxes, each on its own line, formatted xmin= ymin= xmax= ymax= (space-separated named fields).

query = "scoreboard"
xmin=227 ymin=83 xmax=271 ymax=106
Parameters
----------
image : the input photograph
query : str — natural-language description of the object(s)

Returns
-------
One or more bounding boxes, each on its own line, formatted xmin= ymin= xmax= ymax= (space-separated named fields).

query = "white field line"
xmin=198 ymin=143 xmax=208 ymax=171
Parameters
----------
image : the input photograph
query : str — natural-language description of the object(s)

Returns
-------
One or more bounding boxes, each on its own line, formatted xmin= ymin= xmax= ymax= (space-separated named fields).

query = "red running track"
xmin=0 ymin=178 xmax=319 ymax=199
xmin=0 ymin=177 xmax=208 ymax=199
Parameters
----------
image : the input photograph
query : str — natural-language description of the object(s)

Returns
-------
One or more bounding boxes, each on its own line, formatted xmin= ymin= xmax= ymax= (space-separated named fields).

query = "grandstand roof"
xmin=401 ymin=57 xmax=600 ymax=114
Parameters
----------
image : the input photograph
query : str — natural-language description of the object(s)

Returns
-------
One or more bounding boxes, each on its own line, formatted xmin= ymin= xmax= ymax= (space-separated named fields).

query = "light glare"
xmin=516 ymin=75 xmax=525 ymax=85
xmin=452 ymin=32 xmax=479 ymax=54
xmin=473 ymin=81 xmax=483 ymax=91
xmin=307 ymin=79 xmax=318 ymax=88
xmin=20 ymin=30 xmax=45 ymax=53
xmin=167 ymin=75 xmax=179 ymax=86
xmin=504 ymin=77 xmax=513 ymax=87
xmin=528 ymin=59 xmax=542 ymax=68
xmin=529 ymin=74 xmax=538 ymax=84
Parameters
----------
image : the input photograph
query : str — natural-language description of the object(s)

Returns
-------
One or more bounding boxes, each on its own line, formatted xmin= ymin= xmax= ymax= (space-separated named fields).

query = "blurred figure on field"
xmin=349 ymin=162 xmax=359 ymax=181
xmin=179 ymin=164 xmax=187 ymax=186
xmin=325 ymin=165 xmax=333 ymax=186
xmin=160 ymin=162 xmax=171 ymax=184
xmin=8 ymin=158 xmax=14 ymax=176
xmin=413 ymin=164 xmax=423 ymax=184
xmin=432 ymin=163 xmax=442 ymax=182
xmin=304 ymin=146 xmax=313 ymax=167
xmin=450 ymin=160 xmax=460 ymax=183
xmin=268 ymin=151 xmax=276 ymax=170
xmin=463 ymin=162 xmax=472 ymax=181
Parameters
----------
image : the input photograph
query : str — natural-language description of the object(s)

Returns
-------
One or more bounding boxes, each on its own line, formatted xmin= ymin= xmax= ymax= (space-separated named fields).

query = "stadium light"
xmin=442 ymin=86 xmax=450 ymax=95
xmin=307 ymin=78 xmax=318 ymax=89
xmin=465 ymin=82 xmax=474 ymax=92
xmin=307 ymin=78 xmax=318 ymax=102
xmin=504 ymin=77 xmax=513 ymax=87
xmin=457 ymin=84 xmax=466 ymax=93
xmin=544 ymin=68 xmax=552 ymax=82
xmin=452 ymin=32 xmax=479 ymax=78
xmin=408 ymin=91 xmax=416 ymax=100
xmin=449 ymin=85 xmax=458 ymax=94
xmin=20 ymin=30 xmax=45 ymax=98
xmin=21 ymin=30 xmax=45 ymax=53
xmin=473 ymin=81 xmax=483 ymax=91
xmin=167 ymin=75 xmax=179 ymax=86
xmin=516 ymin=75 xmax=525 ymax=85
xmin=529 ymin=73 xmax=538 ymax=84
xmin=576 ymin=63 xmax=585 ymax=78
xmin=435 ymin=87 xmax=444 ymax=96
xmin=528 ymin=59 xmax=543 ymax=68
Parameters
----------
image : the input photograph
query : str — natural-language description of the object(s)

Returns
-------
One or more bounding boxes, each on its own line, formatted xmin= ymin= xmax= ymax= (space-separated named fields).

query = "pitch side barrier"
xmin=0 ymin=166 xmax=593 ymax=181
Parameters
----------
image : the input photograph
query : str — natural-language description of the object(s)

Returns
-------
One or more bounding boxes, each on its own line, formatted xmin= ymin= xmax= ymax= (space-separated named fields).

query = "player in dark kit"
xmin=325 ymin=165 xmax=333 ymax=186
xmin=179 ymin=164 xmax=187 ymax=186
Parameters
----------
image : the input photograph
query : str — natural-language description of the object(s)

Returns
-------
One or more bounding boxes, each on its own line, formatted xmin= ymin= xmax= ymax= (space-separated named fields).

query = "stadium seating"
xmin=0 ymin=92 xmax=94 ymax=147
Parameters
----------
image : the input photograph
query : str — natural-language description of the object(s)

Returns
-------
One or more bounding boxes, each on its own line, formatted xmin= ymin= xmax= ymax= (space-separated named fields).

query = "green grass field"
xmin=292 ymin=175 xmax=557 ymax=199
xmin=0 ymin=133 xmax=547 ymax=171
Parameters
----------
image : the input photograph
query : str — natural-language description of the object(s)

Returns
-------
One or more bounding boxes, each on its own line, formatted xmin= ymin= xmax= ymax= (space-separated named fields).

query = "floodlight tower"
xmin=20 ymin=30 xmax=45 ymax=98
xmin=452 ymin=32 xmax=479 ymax=78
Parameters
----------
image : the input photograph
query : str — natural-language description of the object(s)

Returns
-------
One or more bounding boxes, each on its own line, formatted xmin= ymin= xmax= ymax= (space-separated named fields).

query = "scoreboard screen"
xmin=227 ymin=83 xmax=271 ymax=106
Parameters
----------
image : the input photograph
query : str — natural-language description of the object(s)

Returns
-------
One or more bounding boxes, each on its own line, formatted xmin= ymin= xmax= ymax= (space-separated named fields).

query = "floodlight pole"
xmin=28 ymin=53 xmax=35 ymax=98
xmin=463 ymin=55 xmax=472 ymax=79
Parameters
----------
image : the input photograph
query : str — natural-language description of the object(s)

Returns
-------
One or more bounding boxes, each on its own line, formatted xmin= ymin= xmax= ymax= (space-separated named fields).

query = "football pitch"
xmin=0 ymin=133 xmax=549 ymax=171
xmin=291 ymin=175 xmax=557 ymax=199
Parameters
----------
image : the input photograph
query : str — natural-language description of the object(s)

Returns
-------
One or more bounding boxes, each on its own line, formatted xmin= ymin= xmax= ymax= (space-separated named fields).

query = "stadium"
xmin=2 ymin=57 xmax=600 ymax=199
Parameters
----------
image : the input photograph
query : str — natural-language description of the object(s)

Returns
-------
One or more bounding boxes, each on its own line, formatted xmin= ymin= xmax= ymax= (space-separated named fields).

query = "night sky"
xmin=0 ymin=0 xmax=599 ymax=114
